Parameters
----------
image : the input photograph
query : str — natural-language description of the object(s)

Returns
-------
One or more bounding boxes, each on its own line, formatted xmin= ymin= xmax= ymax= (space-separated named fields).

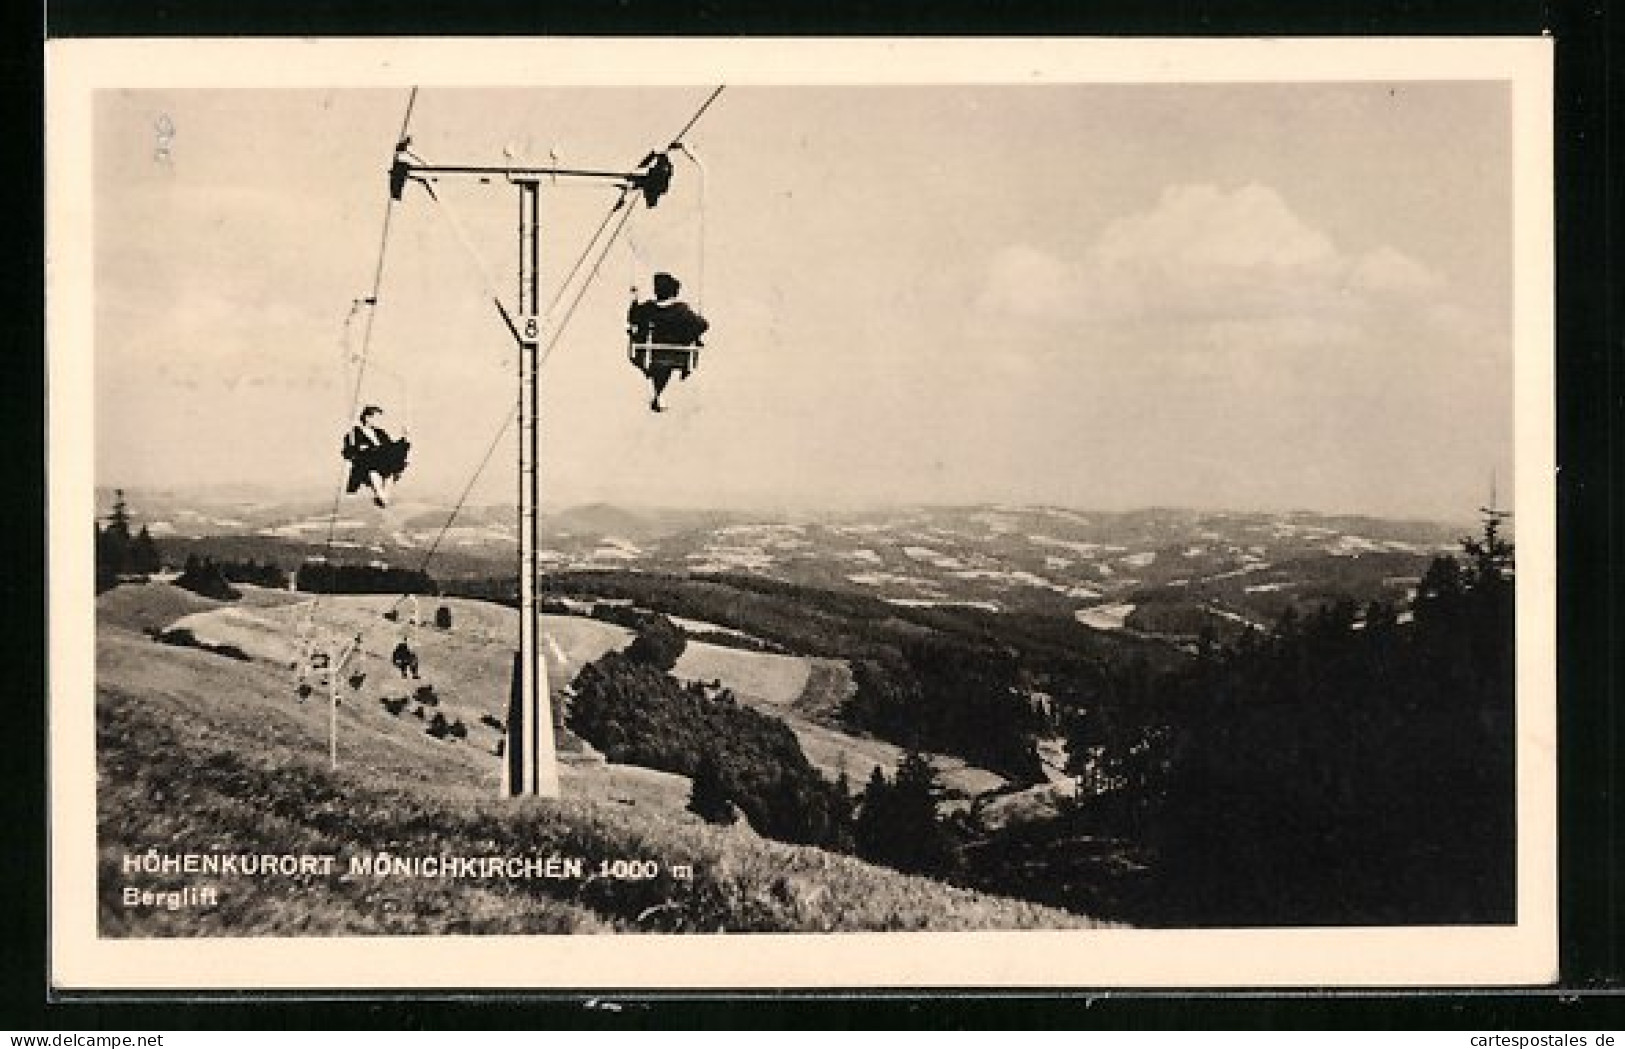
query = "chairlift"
xmin=624 ymin=145 xmax=711 ymax=407
xmin=627 ymin=289 xmax=705 ymax=378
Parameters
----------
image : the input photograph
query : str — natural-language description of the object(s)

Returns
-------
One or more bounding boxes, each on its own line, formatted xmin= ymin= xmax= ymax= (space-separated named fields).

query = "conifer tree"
xmin=853 ymin=767 xmax=895 ymax=861
xmin=854 ymin=754 xmax=959 ymax=876
xmin=130 ymin=525 xmax=162 ymax=575
xmin=96 ymin=489 xmax=137 ymax=587
xmin=625 ymin=614 xmax=686 ymax=671
xmin=105 ymin=489 xmax=132 ymax=543
xmin=687 ymin=751 xmax=736 ymax=825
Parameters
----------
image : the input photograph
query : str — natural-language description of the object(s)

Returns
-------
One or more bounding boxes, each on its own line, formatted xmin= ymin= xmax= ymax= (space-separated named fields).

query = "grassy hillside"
xmin=96 ymin=583 xmax=1102 ymax=935
xmin=151 ymin=585 xmax=1007 ymax=798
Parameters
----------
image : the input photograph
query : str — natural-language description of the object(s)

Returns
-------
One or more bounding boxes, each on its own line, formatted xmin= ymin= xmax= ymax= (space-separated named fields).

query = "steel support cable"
xmin=321 ymin=194 xmax=402 ymax=552
xmin=415 ymin=180 xmax=520 ymax=340
xmin=669 ymin=143 xmax=708 ymax=313
xmin=668 ymin=85 xmax=725 ymax=149
xmin=548 ymin=188 xmax=635 ymax=323
xmin=302 ymin=88 xmax=418 ymax=685
xmin=348 ymin=86 xmax=421 ymax=405
xmin=317 ymin=86 xmax=420 ymax=562
xmin=377 ymin=192 xmax=644 ymax=622
xmin=357 ymin=86 xmax=719 ymax=623
xmin=622 ymin=85 xmax=722 ymax=300
xmin=542 ymin=194 xmax=641 ymax=368
xmin=421 ymin=179 xmax=634 ymax=349
xmin=415 ymin=84 xmax=719 ymax=370
xmin=397 ymin=94 xmax=712 ymax=595
xmin=343 ymin=85 xmax=423 ymax=438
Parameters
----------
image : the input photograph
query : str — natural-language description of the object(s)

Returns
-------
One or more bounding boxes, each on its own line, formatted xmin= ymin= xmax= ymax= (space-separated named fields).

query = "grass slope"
xmin=97 ymin=585 xmax=1102 ymax=935
xmin=159 ymin=587 xmax=1007 ymax=796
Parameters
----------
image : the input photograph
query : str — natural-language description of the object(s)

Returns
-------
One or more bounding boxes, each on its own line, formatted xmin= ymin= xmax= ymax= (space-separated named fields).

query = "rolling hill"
xmin=108 ymin=488 xmax=1469 ymax=648
xmin=96 ymin=582 xmax=1095 ymax=935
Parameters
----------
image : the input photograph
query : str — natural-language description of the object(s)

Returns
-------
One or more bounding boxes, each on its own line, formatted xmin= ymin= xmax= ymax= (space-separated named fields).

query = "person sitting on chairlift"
xmin=342 ymin=405 xmax=411 ymax=508
xmin=627 ymin=272 xmax=709 ymax=413
xmin=391 ymin=639 xmax=420 ymax=680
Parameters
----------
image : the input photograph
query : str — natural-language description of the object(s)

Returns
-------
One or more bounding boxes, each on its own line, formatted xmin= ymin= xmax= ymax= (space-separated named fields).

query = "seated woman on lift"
xmin=342 ymin=405 xmax=411 ymax=508
xmin=627 ymin=272 xmax=709 ymax=413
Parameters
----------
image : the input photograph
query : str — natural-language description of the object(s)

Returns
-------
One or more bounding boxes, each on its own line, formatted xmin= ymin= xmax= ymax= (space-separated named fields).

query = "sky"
xmin=94 ymin=81 xmax=1515 ymax=519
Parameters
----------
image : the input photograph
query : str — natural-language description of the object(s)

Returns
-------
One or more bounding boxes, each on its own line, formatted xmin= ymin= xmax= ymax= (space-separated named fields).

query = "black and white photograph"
xmin=47 ymin=38 xmax=1556 ymax=990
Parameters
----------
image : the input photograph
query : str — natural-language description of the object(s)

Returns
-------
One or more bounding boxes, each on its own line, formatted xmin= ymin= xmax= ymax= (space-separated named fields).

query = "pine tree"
xmin=176 ymin=555 xmax=240 ymax=601
xmin=625 ymin=614 xmax=686 ymax=671
xmin=94 ymin=523 xmax=118 ymax=593
xmin=130 ymin=525 xmax=162 ymax=575
xmin=687 ymin=751 xmax=736 ymax=825
xmin=891 ymin=752 xmax=958 ymax=874
xmin=105 ymin=489 xmax=132 ymax=543
xmin=96 ymin=489 xmax=136 ymax=586
xmin=853 ymin=754 xmax=959 ymax=876
xmin=853 ymin=766 xmax=895 ymax=860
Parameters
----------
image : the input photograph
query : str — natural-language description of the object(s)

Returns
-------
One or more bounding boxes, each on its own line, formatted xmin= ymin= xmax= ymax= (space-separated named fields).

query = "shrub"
xmin=157 ymin=627 xmax=251 ymax=662
xmin=687 ymin=751 xmax=737 ymax=825
xmin=295 ymin=561 xmax=436 ymax=596
xmin=624 ymin=615 xmax=686 ymax=671
xmin=175 ymin=556 xmax=241 ymax=602
xmin=567 ymin=651 xmax=850 ymax=848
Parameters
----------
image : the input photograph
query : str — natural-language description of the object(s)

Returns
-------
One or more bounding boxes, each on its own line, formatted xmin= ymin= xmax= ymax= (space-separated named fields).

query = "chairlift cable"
xmin=544 ymin=194 xmax=642 ymax=368
xmin=396 ymin=86 xmax=420 ymax=144
xmin=550 ymin=187 xmax=634 ymax=320
xmin=669 ymin=143 xmax=708 ymax=312
xmin=415 ymin=181 xmax=523 ymax=342
xmin=375 ymin=186 xmax=644 ymax=621
xmin=320 ymin=86 xmax=420 ymax=555
xmin=377 ymin=193 xmax=644 ymax=594
xmin=346 ymin=187 xmax=643 ymax=639
xmin=346 ymin=85 xmax=422 ymax=429
xmin=321 ymin=87 xmax=704 ymax=639
xmin=667 ymin=86 xmax=725 ymax=149
xmin=395 ymin=406 xmax=517 ymax=610
xmin=294 ymin=88 xmax=421 ymax=696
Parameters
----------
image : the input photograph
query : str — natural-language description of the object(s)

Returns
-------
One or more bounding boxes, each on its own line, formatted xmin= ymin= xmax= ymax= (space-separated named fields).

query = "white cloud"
xmin=976 ymin=183 xmax=1445 ymax=333
xmin=1092 ymin=183 xmax=1337 ymax=274
xmin=1347 ymin=245 xmax=1445 ymax=298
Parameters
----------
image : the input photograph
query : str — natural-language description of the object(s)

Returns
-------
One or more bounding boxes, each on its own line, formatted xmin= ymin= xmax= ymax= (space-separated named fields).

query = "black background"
xmin=13 ymin=0 xmax=1622 ymax=1031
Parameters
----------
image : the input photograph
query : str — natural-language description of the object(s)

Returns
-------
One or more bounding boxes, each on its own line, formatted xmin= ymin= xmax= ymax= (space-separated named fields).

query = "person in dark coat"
xmin=342 ymin=405 xmax=411 ymax=508
xmin=391 ymin=640 xmax=420 ymax=680
xmin=632 ymin=151 xmax=675 ymax=208
xmin=627 ymin=272 xmax=709 ymax=412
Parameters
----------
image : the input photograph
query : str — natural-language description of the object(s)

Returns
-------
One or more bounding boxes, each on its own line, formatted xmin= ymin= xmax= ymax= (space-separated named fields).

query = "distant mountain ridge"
xmin=102 ymin=487 xmax=1475 ymax=640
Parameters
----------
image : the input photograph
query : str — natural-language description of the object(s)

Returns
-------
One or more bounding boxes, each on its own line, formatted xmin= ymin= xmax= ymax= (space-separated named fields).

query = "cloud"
xmin=1093 ymin=183 xmax=1337 ymax=275
xmin=1347 ymin=244 xmax=1445 ymax=298
xmin=977 ymin=244 xmax=1077 ymax=320
xmin=976 ymin=183 xmax=1445 ymax=333
xmin=954 ymin=182 xmax=1505 ymax=513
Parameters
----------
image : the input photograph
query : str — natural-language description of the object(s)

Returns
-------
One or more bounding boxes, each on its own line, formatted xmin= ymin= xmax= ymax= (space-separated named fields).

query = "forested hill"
xmin=980 ymin=515 xmax=1519 ymax=926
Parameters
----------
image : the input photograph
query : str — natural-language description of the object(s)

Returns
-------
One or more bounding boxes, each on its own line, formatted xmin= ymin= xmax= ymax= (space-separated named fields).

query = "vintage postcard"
xmin=47 ymin=37 xmax=1556 ymax=990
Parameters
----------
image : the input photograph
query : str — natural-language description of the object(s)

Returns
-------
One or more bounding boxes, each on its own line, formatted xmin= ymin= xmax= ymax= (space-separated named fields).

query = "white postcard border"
xmin=47 ymin=35 xmax=1557 ymax=990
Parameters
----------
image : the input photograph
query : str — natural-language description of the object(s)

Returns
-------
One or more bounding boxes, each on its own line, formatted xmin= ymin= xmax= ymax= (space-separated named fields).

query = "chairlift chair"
xmin=627 ymin=337 xmax=702 ymax=378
